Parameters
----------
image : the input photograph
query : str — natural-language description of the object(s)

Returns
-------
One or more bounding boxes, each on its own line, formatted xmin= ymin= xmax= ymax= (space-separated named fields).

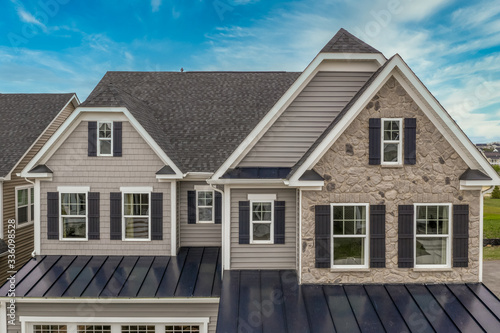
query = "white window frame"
xmin=381 ymin=118 xmax=402 ymax=165
xmin=414 ymin=203 xmax=452 ymax=269
xmin=122 ymin=190 xmax=151 ymax=241
xmin=59 ymin=187 xmax=89 ymax=241
xmin=15 ymin=185 xmax=34 ymax=228
xmin=330 ymin=203 xmax=370 ymax=269
xmin=97 ymin=121 xmax=113 ymax=157
xmin=23 ymin=317 xmax=209 ymax=333
xmin=196 ymin=190 xmax=214 ymax=224
xmin=250 ymin=199 xmax=274 ymax=245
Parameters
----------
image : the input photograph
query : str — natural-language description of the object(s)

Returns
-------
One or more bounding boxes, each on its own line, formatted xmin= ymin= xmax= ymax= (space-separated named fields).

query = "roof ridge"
xmin=320 ymin=28 xmax=382 ymax=54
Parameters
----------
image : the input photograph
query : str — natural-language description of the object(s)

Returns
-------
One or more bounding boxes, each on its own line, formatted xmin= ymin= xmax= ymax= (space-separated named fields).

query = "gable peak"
xmin=321 ymin=28 xmax=382 ymax=54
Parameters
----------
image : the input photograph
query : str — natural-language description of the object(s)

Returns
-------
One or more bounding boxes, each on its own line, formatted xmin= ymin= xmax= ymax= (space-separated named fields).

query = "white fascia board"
xmin=21 ymin=173 xmax=53 ymax=179
xmin=6 ymin=297 xmax=219 ymax=304
xmin=211 ymin=53 xmax=386 ymax=181
xmin=284 ymin=180 xmax=325 ymax=188
xmin=20 ymin=107 xmax=184 ymax=179
xmin=156 ymin=174 xmax=183 ymax=180
xmin=460 ymin=180 xmax=500 ymax=188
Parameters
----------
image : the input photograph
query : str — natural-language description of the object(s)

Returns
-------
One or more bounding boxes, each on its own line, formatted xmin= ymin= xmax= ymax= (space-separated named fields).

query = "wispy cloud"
xmin=17 ymin=8 xmax=46 ymax=29
xmin=151 ymin=0 xmax=162 ymax=12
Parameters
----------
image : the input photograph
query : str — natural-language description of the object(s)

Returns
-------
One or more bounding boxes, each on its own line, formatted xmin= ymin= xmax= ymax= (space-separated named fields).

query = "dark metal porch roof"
xmin=0 ymin=247 xmax=221 ymax=298
xmin=216 ymin=270 xmax=500 ymax=333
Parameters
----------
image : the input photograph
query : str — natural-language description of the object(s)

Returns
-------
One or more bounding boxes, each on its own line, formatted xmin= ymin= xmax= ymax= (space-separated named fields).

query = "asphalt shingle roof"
xmin=82 ymin=72 xmax=301 ymax=173
xmin=321 ymin=28 xmax=383 ymax=54
xmin=0 ymin=93 xmax=75 ymax=177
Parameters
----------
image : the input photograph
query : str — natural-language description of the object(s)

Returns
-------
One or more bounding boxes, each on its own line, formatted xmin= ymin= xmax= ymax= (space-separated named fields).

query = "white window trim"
xmin=122 ymin=190 xmax=152 ymax=241
xmin=250 ymin=199 xmax=274 ymax=245
xmin=381 ymin=118 xmax=403 ymax=165
xmin=59 ymin=189 xmax=89 ymax=242
xmin=330 ymin=203 xmax=370 ymax=269
xmin=97 ymin=121 xmax=113 ymax=157
xmin=22 ymin=316 xmax=209 ymax=333
xmin=15 ymin=185 xmax=34 ymax=228
xmin=414 ymin=203 xmax=452 ymax=269
xmin=196 ymin=190 xmax=214 ymax=224
xmin=248 ymin=193 xmax=276 ymax=201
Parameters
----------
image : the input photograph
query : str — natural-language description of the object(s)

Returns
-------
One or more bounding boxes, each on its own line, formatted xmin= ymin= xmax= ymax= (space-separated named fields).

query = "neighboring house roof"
xmin=484 ymin=152 xmax=500 ymax=159
xmin=0 ymin=93 xmax=77 ymax=178
xmin=0 ymin=247 xmax=221 ymax=298
xmin=217 ymin=270 xmax=500 ymax=332
xmin=321 ymin=28 xmax=382 ymax=54
xmin=81 ymin=72 xmax=301 ymax=173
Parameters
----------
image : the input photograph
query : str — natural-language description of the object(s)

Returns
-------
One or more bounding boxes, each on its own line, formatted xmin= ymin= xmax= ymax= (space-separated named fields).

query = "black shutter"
xmin=113 ymin=122 xmax=122 ymax=157
xmin=214 ymin=192 xmax=222 ymax=224
xmin=398 ymin=205 xmax=414 ymax=268
xmin=404 ymin=118 xmax=417 ymax=165
xmin=110 ymin=192 xmax=122 ymax=240
xmin=239 ymin=201 xmax=250 ymax=244
xmin=47 ymin=192 xmax=59 ymax=239
xmin=370 ymin=205 xmax=386 ymax=268
xmin=453 ymin=205 xmax=469 ymax=267
xmin=274 ymin=201 xmax=285 ymax=244
xmin=315 ymin=205 xmax=331 ymax=268
xmin=88 ymin=121 xmax=97 ymax=157
xmin=188 ymin=191 xmax=196 ymax=224
xmin=151 ymin=192 xmax=163 ymax=240
xmin=88 ymin=192 xmax=100 ymax=240
xmin=369 ymin=118 xmax=381 ymax=165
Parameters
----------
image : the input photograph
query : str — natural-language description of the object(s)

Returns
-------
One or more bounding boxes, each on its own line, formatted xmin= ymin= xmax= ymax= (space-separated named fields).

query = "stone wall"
xmin=301 ymin=76 xmax=481 ymax=284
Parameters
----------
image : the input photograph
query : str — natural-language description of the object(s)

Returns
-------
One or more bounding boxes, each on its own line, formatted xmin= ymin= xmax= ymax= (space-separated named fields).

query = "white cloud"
xmin=151 ymin=0 xmax=162 ymax=12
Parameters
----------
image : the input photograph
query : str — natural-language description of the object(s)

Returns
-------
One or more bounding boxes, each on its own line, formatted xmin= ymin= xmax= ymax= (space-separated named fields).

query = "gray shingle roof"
xmin=321 ymin=28 xmax=383 ymax=54
xmin=82 ymin=72 xmax=301 ymax=172
xmin=0 ymin=94 xmax=76 ymax=177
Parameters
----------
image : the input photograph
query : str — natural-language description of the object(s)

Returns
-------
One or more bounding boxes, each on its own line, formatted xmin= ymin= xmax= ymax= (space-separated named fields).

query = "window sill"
xmin=412 ymin=267 xmax=453 ymax=272
xmin=60 ymin=238 xmax=88 ymax=242
xmin=330 ymin=268 xmax=370 ymax=273
xmin=380 ymin=164 xmax=404 ymax=168
xmin=16 ymin=221 xmax=34 ymax=230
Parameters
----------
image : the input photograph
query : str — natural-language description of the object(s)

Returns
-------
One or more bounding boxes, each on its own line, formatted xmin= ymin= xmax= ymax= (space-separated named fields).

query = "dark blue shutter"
xmin=453 ymin=205 xmax=469 ymax=267
xmin=88 ymin=192 xmax=100 ymax=240
xmin=88 ymin=121 xmax=97 ymax=157
xmin=274 ymin=201 xmax=285 ymax=244
xmin=113 ymin=122 xmax=122 ymax=157
xmin=239 ymin=201 xmax=250 ymax=244
xmin=370 ymin=205 xmax=386 ymax=268
xmin=188 ymin=191 xmax=196 ymax=224
xmin=369 ymin=118 xmax=381 ymax=165
xmin=398 ymin=205 xmax=414 ymax=268
xmin=214 ymin=192 xmax=222 ymax=224
xmin=110 ymin=192 xmax=122 ymax=240
xmin=315 ymin=205 xmax=331 ymax=268
xmin=47 ymin=192 xmax=59 ymax=239
xmin=151 ymin=192 xmax=163 ymax=240
xmin=404 ymin=118 xmax=416 ymax=165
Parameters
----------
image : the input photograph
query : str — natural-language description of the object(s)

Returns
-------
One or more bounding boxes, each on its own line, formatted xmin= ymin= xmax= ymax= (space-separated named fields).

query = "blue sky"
xmin=1 ymin=0 xmax=500 ymax=143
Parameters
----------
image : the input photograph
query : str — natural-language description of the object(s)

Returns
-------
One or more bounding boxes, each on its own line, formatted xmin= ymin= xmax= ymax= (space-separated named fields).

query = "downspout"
xmin=479 ymin=186 xmax=493 ymax=282
xmin=210 ymin=185 xmax=225 ymax=278
xmin=24 ymin=178 xmax=38 ymax=258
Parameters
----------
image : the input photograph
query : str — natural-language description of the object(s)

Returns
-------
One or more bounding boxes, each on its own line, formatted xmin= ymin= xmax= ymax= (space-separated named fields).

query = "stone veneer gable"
xmin=301 ymin=76 xmax=481 ymax=284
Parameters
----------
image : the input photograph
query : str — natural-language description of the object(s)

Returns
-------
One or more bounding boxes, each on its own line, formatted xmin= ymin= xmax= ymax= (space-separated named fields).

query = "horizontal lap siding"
xmin=1 ymin=102 xmax=75 ymax=281
xmin=179 ymin=181 xmax=222 ymax=247
xmin=8 ymin=302 xmax=219 ymax=333
xmin=40 ymin=121 xmax=171 ymax=256
xmin=230 ymin=188 xmax=297 ymax=269
xmin=238 ymin=71 xmax=373 ymax=167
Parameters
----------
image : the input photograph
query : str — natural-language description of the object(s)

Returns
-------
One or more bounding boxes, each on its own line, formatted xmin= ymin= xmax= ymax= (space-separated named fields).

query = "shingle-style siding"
xmin=238 ymin=71 xmax=373 ymax=167
xmin=179 ymin=181 xmax=222 ymax=247
xmin=7 ymin=302 xmax=219 ymax=333
xmin=40 ymin=121 xmax=172 ymax=255
xmin=0 ymin=101 xmax=75 ymax=282
xmin=230 ymin=188 xmax=297 ymax=269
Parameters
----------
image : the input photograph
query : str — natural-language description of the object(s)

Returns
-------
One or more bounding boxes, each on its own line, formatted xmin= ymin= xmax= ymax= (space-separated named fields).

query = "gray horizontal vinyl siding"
xmin=8 ymin=302 xmax=218 ymax=333
xmin=230 ymin=188 xmax=297 ymax=269
xmin=238 ymin=71 xmax=373 ymax=167
xmin=179 ymin=181 xmax=222 ymax=247
xmin=41 ymin=121 xmax=171 ymax=256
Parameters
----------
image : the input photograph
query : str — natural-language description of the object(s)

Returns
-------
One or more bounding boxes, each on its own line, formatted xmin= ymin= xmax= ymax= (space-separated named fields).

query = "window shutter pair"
xmin=369 ymin=118 xmax=416 ymax=165
xmin=187 ymin=190 xmax=222 ymax=224
xmin=47 ymin=192 xmax=100 ymax=239
xmin=88 ymin=121 xmax=122 ymax=157
xmin=315 ymin=205 xmax=386 ymax=268
xmin=398 ymin=205 xmax=469 ymax=268
xmin=110 ymin=192 xmax=163 ymax=240
xmin=238 ymin=200 xmax=285 ymax=244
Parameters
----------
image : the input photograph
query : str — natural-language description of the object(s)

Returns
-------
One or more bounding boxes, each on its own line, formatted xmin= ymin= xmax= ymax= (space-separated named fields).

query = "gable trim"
xmin=211 ymin=53 xmax=386 ymax=180
xmin=289 ymin=55 xmax=500 ymax=185
xmin=20 ymin=106 xmax=183 ymax=179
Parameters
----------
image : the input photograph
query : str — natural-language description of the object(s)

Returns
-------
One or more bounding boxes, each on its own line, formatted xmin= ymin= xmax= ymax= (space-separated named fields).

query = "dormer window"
xmin=98 ymin=122 xmax=113 ymax=156
xmin=381 ymin=118 xmax=402 ymax=165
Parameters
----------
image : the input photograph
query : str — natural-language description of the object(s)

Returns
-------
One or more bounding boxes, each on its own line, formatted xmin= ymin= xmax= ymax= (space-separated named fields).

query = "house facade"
xmin=2 ymin=29 xmax=500 ymax=333
xmin=0 ymin=94 xmax=79 ymax=283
